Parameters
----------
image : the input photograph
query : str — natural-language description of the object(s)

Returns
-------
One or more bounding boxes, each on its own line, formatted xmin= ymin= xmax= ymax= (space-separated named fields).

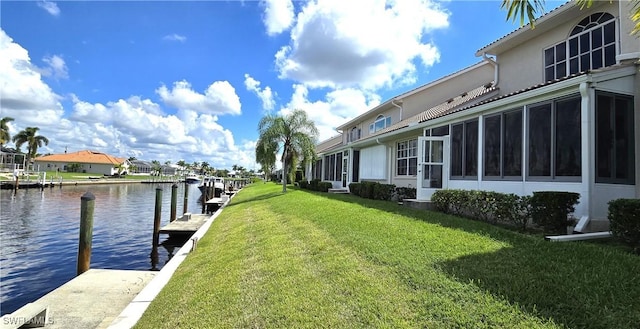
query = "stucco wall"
xmin=496 ymin=2 xmax=621 ymax=94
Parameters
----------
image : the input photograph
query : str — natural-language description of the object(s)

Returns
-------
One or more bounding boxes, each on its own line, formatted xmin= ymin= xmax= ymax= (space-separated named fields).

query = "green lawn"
xmin=135 ymin=183 xmax=640 ymax=329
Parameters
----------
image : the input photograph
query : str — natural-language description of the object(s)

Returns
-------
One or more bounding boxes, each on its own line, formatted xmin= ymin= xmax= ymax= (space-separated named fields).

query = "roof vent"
xmin=446 ymin=98 xmax=454 ymax=103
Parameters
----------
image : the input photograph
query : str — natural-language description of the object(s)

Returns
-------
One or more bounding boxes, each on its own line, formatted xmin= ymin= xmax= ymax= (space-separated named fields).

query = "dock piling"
xmin=77 ymin=192 xmax=95 ymax=275
xmin=170 ymin=183 xmax=178 ymax=222
xmin=183 ymin=181 xmax=189 ymax=214
xmin=153 ymin=186 xmax=162 ymax=248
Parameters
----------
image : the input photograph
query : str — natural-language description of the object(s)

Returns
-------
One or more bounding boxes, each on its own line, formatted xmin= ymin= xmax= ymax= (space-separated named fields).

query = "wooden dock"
xmin=158 ymin=213 xmax=211 ymax=236
xmin=0 ymin=269 xmax=156 ymax=329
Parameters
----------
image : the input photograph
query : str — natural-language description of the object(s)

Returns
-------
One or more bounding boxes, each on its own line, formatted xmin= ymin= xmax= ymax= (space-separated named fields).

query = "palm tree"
xmin=201 ymin=162 xmax=210 ymax=175
xmin=0 ymin=117 xmax=14 ymax=148
xmin=12 ymin=127 xmax=49 ymax=171
xmin=256 ymin=137 xmax=278 ymax=179
xmin=257 ymin=109 xmax=318 ymax=192
xmin=151 ymin=160 xmax=162 ymax=176
xmin=503 ymin=0 xmax=639 ymax=35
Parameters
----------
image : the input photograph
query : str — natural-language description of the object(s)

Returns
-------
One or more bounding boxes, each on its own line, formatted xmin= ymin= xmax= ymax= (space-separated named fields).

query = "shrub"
xmin=432 ymin=189 xmax=532 ymax=231
xmin=608 ymin=198 xmax=640 ymax=253
xmin=317 ymin=182 xmax=333 ymax=192
xmin=394 ymin=187 xmax=416 ymax=201
xmin=299 ymin=180 xmax=309 ymax=189
xmin=349 ymin=183 xmax=361 ymax=196
xmin=373 ymin=183 xmax=396 ymax=200
xmin=309 ymin=179 xmax=320 ymax=191
xmin=360 ymin=181 xmax=376 ymax=199
xmin=530 ymin=191 xmax=580 ymax=235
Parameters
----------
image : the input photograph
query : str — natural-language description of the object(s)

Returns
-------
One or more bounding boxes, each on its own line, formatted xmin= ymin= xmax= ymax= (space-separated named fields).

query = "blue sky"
xmin=0 ymin=0 xmax=566 ymax=171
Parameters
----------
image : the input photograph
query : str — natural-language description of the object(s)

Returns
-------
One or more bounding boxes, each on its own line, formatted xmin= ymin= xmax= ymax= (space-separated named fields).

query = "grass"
xmin=134 ymin=183 xmax=640 ymax=329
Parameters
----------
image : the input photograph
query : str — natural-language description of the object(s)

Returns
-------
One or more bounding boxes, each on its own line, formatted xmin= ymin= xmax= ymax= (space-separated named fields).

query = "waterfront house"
xmin=34 ymin=150 xmax=130 ymax=176
xmin=0 ymin=146 xmax=25 ymax=171
xmin=310 ymin=0 xmax=639 ymax=228
xmin=129 ymin=159 xmax=154 ymax=175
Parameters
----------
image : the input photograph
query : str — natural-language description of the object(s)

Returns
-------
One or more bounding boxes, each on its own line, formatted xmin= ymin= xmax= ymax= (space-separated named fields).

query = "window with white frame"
xmin=396 ymin=139 xmax=417 ymax=176
xmin=544 ymin=12 xmax=616 ymax=82
xmin=595 ymin=92 xmax=635 ymax=184
xmin=323 ymin=152 xmax=342 ymax=181
xmin=348 ymin=127 xmax=361 ymax=142
xmin=484 ymin=109 xmax=523 ymax=178
xmin=369 ymin=115 xmax=392 ymax=134
xmin=451 ymin=119 xmax=478 ymax=178
xmin=527 ymin=96 xmax=581 ymax=180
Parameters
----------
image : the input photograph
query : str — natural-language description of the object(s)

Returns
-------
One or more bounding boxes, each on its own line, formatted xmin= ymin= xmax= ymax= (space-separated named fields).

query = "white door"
xmin=342 ymin=151 xmax=349 ymax=187
xmin=416 ymin=136 xmax=449 ymax=200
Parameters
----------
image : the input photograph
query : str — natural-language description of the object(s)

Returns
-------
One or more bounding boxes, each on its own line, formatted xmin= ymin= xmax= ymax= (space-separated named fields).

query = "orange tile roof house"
xmin=34 ymin=150 xmax=129 ymax=176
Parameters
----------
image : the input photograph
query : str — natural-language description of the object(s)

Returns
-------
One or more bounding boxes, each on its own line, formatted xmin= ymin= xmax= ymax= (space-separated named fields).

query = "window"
xmin=369 ymin=115 xmax=392 ymax=133
xmin=484 ymin=110 xmax=523 ymax=178
xmin=348 ymin=127 xmax=361 ymax=142
xmin=323 ymin=152 xmax=342 ymax=181
xmin=451 ymin=119 xmax=478 ymax=178
xmin=596 ymin=92 xmax=635 ymax=184
xmin=426 ymin=125 xmax=449 ymax=137
xmin=528 ymin=96 xmax=581 ymax=179
xmin=313 ymin=159 xmax=322 ymax=180
xmin=396 ymin=139 xmax=417 ymax=176
xmin=544 ymin=12 xmax=616 ymax=81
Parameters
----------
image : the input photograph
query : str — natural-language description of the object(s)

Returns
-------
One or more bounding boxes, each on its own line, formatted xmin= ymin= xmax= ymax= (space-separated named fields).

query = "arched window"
xmin=544 ymin=12 xmax=616 ymax=82
xmin=369 ymin=115 xmax=392 ymax=133
xmin=348 ymin=126 xmax=361 ymax=142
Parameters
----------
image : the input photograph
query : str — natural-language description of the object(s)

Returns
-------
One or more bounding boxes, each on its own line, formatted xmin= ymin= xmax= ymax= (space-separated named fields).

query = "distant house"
xmin=34 ymin=150 xmax=129 ymax=176
xmin=311 ymin=1 xmax=639 ymax=227
xmin=130 ymin=160 xmax=153 ymax=174
xmin=0 ymin=147 xmax=26 ymax=171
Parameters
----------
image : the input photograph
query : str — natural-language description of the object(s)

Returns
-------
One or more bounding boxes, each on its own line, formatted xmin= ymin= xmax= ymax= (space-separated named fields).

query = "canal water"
xmin=0 ymin=182 xmax=204 ymax=316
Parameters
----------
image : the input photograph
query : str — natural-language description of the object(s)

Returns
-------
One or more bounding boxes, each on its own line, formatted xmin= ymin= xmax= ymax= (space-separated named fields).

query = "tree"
xmin=201 ymin=162 xmax=210 ymax=175
xmin=257 ymin=109 xmax=318 ymax=192
xmin=12 ymin=127 xmax=49 ymax=171
xmin=503 ymin=0 xmax=639 ymax=35
xmin=255 ymin=137 xmax=278 ymax=178
xmin=0 ymin=117 xmax=14 ymax=148
xmin=151 ymin=160 xmax=162 ymax=176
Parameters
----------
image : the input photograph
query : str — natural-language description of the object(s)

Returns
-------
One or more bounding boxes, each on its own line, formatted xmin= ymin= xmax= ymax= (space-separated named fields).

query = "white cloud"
xmin=262 ymin=0 xmax=295 ymax=36
xmin=282 ymin=84 xmax=380 ymax=142
xmin=0 ymin=29 xmax=64 ymax=128
xmin=163 ymin=33 xmax=187 ymax=42
xmin=41 ymin=55 xmax=69 ymax=79
xmin=37 ymin=1 xmax=60 ymax=16
xmin=0 ymin=28 xmax=257 ymax=169
xmin=244 ymin=74 xmax=276 ymax=111
xmin=275 ymin=0 xmax=449 ymax=90
xmin=156 ymin=80 xmax=242 ymax=116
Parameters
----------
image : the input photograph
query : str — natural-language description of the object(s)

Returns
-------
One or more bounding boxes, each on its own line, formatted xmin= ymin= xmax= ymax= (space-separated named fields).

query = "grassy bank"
xmin=135 ymin=183 xmax=640 ymax=328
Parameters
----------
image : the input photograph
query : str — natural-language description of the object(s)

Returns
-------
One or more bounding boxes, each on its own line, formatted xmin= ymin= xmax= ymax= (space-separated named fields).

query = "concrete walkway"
xmin=0 ymin=269 xmax=156 ymax=329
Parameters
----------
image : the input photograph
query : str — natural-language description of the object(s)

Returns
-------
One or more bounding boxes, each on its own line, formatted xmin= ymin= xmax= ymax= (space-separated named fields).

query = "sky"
xmin=0 ymin=0 xmax=567 ymax=172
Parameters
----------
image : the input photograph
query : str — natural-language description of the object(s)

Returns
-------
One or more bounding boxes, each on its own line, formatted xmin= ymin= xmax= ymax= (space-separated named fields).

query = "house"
xmin=129 ymin=159 xmax=154 ymax=174
xmin=34 ymin=150 xmax=129 ymax=176
xmin=0 ymin=147 xmax=26 ymax=171
xmin=311 ymin=0 xmax=639 ymax=228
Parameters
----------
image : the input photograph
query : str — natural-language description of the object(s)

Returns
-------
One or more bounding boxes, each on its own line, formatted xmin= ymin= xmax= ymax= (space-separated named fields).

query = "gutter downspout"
xmin=391 ymin=99 xmax=403 ymax=121
xmin=482 ymin=52 xmax=499 ymax=87
xmin=574 ymin=81 xmax=591 ymax=233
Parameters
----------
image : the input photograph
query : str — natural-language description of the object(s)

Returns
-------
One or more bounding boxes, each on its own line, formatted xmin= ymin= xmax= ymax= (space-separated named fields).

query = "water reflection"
xmin=0 ymin=183 xmax=203 ymax=315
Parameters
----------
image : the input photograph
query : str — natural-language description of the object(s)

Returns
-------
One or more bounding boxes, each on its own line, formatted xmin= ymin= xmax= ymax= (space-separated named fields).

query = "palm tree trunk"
xmin=281 ymin=151 xmax=287 ymax=193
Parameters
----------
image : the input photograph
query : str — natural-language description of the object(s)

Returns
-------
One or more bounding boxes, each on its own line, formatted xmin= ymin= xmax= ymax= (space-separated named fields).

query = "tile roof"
xmin=34 ymin=150 xmax=126 ymax=165
xmin=368 ymin=83 xmax=498 ymax=138
xmin=475 ymin=1 xmax=574 ymax=55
